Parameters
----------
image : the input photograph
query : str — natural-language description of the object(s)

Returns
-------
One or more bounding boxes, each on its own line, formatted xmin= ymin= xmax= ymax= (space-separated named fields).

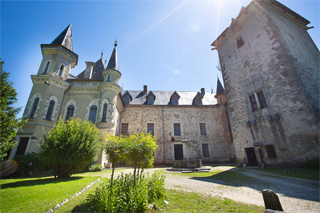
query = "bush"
xmin=39 ymin=118 xmax=101 ymax=178
xmin=14 ymin=153 xmax=44 ymax=176
xmin=87 ymin=171 xmax=166 ymax=212
xmin=89 ymin=163 xmax=103 ymax=172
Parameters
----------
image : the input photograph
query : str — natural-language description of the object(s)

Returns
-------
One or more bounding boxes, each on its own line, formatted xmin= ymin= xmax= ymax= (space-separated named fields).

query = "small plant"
xmin=299 ymin=156 xmax=319 ymax=169
xmin=87 ymin=171 xmax=166 ymax=212
xmin=89 ymin=163 xmax=103 ymax=172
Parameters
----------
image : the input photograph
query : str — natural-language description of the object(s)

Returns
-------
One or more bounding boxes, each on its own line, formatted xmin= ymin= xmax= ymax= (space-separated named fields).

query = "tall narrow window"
xmin=121 ymin=123 xmax=129 ymax=136
xmin=102 ymin=103 xmax=108 ymax=122
xmin=147 ymin=123 xmax=154 ymax=136
xmin=257 ymin=91 xmax=267 ymax=109
xmin=65 ymin=105 xmax=75 ymax=121
xmin=199 ymin=123 xmax=207 ymax=135
xmin=174 ymin=123 xmax=181 ymax=136
xmin=202 ymin=144 xmax=209 ymax=157
xmin=43 ymin=61 xmax=50 ymax=74
xmin=107 ymin=75 xmax=111 ymax=82
xmin=15 ymin=137 xmax=29 ymax=156
xmin=172 ymin=96 xmax=178 ymax=105
xmin=46 ymin=100 xmax=55 ymax=120
xmin=249 ymin=94 xmax=258 ymax=112
xmin=30 ymin=98 xmax=39 ymax=118
xmin=58 ymin=65 xmax=64 ymax=77
xmin=89 ymin=105 xmax=97 ymax=123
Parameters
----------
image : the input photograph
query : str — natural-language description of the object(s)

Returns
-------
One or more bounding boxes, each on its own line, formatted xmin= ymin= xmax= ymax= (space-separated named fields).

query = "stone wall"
xmin=121 ymin=105 xmax=235 ymax=164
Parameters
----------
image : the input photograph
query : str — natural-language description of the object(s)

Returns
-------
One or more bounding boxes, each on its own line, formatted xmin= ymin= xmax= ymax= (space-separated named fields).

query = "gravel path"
xmin=102 ymin=167 xmax=319 ymax=213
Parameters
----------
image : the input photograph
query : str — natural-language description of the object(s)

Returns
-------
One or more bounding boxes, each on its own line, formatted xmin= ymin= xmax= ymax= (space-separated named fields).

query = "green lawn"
xmin=0 ymin=175 xmax=100 ymax=213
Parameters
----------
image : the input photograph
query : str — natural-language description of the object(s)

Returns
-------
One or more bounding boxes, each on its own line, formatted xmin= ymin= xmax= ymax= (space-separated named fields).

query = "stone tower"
xmin=211 ymin=0 xmax=319 ymax=167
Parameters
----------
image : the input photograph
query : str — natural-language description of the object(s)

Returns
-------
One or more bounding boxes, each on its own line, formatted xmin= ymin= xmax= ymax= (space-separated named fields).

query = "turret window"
xmin=42 ymin=61 xmax=50 ymax=74
xmin=30 ymin=98 xmax=39 ymax=118
xmin=46 ymin=100 xmax=55 ymax=120
xmin=102 ymin=103 xmax=108 ymax=122
xmin=89 ymin=105 xmax=98 ymax=123
xmin=58 ymin=65 xmax=64 ymax=77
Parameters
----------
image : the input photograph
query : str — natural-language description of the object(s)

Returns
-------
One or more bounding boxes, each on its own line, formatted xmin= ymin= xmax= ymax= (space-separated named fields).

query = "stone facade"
xmin=212 ymin=0 xmax=319 ymax=167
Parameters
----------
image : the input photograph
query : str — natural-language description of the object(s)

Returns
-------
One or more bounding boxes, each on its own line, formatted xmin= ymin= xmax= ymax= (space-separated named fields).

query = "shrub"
xmin=87 ymin=171 xmax=166 ymax=212
xmin=14 ymin=153 xmax=44 ymax=176
xmin=39 ymin=118 xmax=101 ymax=178
xmin=89 ymin=163 xmax=103 ymax=172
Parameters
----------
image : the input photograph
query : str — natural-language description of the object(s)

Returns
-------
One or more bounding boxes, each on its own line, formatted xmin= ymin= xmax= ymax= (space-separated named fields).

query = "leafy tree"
xmin=39 ymin=117 xmax=101 ymax=178
xmin=0 ymin=60 xmax=27 ymax=161
xmin=104 ymin=135 xmax=125 ymax=186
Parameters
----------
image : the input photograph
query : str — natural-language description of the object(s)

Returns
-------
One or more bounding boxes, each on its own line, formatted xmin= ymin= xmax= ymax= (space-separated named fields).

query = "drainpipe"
xmin=162 ymin=106 xmax=165 ymax=164
xmin=58 ymin=80 xmax=72 ymax=119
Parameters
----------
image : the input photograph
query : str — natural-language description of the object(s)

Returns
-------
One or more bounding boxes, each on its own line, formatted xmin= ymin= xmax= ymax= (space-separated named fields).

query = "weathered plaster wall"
xmin=121 ymin=105 xmax=235 ymax=164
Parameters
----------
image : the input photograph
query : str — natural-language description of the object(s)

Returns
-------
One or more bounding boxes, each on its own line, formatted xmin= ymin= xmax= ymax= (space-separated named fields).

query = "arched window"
xmin=30 ymin=97 xmax=40 ymax=118
xmin=89 ymin=105 xmax=98 ymax=123
xmin=102 ymin=103 xmax=108 ymax=122
xmin=65 ymin=105 xmax=75 ymax=121
xmin=46 ymin=100 xmax=55 ymax=120
xmin=58 ymin=65 xmax=64 ymax=77
xmin=42 ymin=61 xmax=50 ymax=74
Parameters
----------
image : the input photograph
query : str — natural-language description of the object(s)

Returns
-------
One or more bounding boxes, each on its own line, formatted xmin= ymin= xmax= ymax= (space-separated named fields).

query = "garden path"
xmin=100 ymin=166 xmax=319 ymax=213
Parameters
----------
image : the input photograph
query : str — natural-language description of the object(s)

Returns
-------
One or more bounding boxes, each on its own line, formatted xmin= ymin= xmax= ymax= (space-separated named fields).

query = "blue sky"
xmin=1 ymin=0 xmax=319 ymax=118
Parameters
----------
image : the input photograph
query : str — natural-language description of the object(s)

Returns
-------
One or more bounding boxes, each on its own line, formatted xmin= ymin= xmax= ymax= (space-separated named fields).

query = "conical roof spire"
xmin=51 ymin=24 xmax=73 ymax=51
xmin=216 ymin=77 xmax=225 ymax=95
xmin=106 ymin=40 xmax=118 ymax=70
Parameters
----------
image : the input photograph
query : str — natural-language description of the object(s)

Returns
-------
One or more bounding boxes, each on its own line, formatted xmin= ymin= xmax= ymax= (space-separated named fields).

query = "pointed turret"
xmin=106 ymin=41 xmax=118 ymax=70
xmin=216 ymin=78 xmax=225 ymax=95
xmin=51 ymin=24 xmax=73 ymax=51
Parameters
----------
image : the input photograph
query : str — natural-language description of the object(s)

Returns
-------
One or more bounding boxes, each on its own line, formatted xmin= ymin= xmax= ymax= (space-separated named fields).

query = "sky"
xmin=1 ymin=0 xmax=319 ymax=118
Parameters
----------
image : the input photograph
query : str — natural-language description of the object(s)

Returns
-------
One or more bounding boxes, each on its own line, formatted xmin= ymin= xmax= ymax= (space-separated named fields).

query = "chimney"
xmin=84 ymin=61 xmax=94 ymax=79
xmin=200 ymin=88 xmax=205 ymax=95
xmin=143 ymin=85 xmax=147 ymax=94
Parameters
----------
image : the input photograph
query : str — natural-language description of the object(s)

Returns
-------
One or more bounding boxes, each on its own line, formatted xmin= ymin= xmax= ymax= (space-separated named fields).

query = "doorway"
xmin=174 ymin=144 xmax=183 ymax=160
xmin=245 ymin=147 xmax=258 ymax=166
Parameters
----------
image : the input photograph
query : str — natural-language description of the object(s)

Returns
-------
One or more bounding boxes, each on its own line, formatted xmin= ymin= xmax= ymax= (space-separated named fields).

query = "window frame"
xmin=121 ymin=123 xmax=129 ymax=136
xmin=58 ymin=64 xmax=64 ymax=77
xmin=174 ymin=123 xmax=181 ymax=136
xmin=65 ymin=105 xmax=75 ymax=121
xmin=42 ymin=60 xmax=51 ymax=74
xmin=46 ymin=100 xmax=55 ymax=121
xmin=88 ymin=105 xmax=98 ymax=123
xmin=199 ymin=123 xmax=207 ymax=136
xmin=147 ymin=123 xmax=154 ymax=136
xmin=246 ymin=79 xmax=268 ymax=112
xmin=201 ymin=143 xmax=210 ymax=158
xmin=266 ymin=145 xmax=277 ymax=159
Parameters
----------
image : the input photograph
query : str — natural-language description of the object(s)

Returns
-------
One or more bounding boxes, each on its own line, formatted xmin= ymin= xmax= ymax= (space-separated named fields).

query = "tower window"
xmin=236 ymin=36 xmax=244 ymax=49
xmin=89 ymin=105 xmax=97 ymax=123
xmin=65 ymin=105 xmax=75 ymax=121
xmin=46 ymin=100 xmax=55 ymax=120
xmin=246 ymin=80 xmax=268 ymax=112
xmin=43 ymin=61 xmax=50 ymax=74
xmin=202 ymin=144 xmax=209 ymax=158
xmin=199 ymin=123 xmax=207 ymax=135
xmin=147 ymin=123 xmax=154 ymax=136
xmin=107 ymin=75 xmax=111 ymax=82
xmin=121 ymin=123 xmax=129 ymax=136
xmin=30 ymin=98 xmax=39 ymax=118
xmin=102 ymin=103 xmax=108 ymax=122
xmin=58 ymin=65 xmax=64 ymax=77
xmin=174 ymin=123 xmax=181 ymax=136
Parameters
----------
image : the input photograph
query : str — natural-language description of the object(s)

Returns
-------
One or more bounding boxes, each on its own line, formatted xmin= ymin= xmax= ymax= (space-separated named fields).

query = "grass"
xmin=152 ymin=189 xmax=264 ymax=213
xmin=0 ymin=175 xmax=100 ymax=213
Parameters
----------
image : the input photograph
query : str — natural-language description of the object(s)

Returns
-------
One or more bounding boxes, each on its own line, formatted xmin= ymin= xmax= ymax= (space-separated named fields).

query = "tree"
xmin=0 ymin=60 xmax=27 ymax=161
xmin=39 ymin=117 xmax=101 ymax=178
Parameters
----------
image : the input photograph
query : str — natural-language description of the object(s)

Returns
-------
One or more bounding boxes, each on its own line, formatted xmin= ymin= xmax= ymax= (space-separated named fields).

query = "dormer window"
xmin=147 ymin=96 xmax=154 ymax=105
xmin=170 ymin=91 xmax=180 ymax=105
xmin=124 ymin=96 xmax=130 ymax=105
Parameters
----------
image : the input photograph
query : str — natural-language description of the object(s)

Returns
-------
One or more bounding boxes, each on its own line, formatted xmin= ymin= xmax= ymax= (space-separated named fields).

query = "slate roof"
xmin=216 ymin=78 xmax=225 ymax=95
xmin=51 ymin=25 xmax=73 ymax=51
xmin=106 ymin=44 xmax=118 ymax=70
xmin=76 ymin=57 xmax=106 ymax=80
xmin=121 ymin=90 xmax=218 ymax=105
